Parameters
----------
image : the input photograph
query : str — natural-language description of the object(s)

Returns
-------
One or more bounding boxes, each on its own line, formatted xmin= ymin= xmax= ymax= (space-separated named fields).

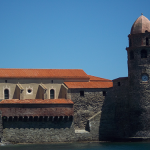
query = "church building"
xmin=0 ymin=14 xmax=150 ymax=143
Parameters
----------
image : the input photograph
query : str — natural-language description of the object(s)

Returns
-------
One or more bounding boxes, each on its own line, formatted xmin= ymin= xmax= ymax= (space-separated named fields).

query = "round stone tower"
xmin=127 ymin=14 xmax=150 ymax=137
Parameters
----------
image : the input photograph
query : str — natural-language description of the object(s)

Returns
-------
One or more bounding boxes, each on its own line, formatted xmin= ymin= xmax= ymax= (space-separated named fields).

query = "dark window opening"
xmin=59 ymin=116 xmax=63 ymax=121
xmin=27 ymin=89 xmax=32 ymax=93
xmin=5 ymin=80 xmax=7 ymax=83
xmin=19 ymin=116 xmax=23 ymax=121
xmin=49 ymin=116 xmax=53 ymax=121
xmin=3 ymin=116 xmax=7 ymax=122
xmin=29 ymin=116 xmax=33 ymax=121
xmin=80 ymin=91 xmax=84 ymax=96
xmin=145 ymin=30 xmax=148 ymax=33
xmin=4 ymin=89 xmax=9 ymax=99
xmin=64 ymin=116 xmax=68 ymax=122
xmin=24 ymin=116 xmax=28 ymax=122
xmin=44 ymin=116 xmax=48 ymax=122
xmin=146 ymin=37 xmax=149 ymax=45
xmin=69 ymin=116 xmax=73 ymax=121
xmin=8 ymin=116 xmax=12 ymax=121
xmin=141 ymin=49 xmax=147 ymax=58
xmin=34 ymin=116 xmax=38 ymax=121
xmin=39 ymin=116 xmax=43 ymax=122
xmin=14 ymin=116 xmax=18 ymax=121
xmin=129 ymin=39 xmax=132 ymax=47
xmin=50 ymin=89 xmax=54 ymax=99
xmin=51 ymin=80 xmax=53 ymax=83
xmin=118 ymin=82 xmax=120 ymax=86
xmin=103 ymin=91 xmax=106 ymax=96
xmin=54 ymin=116 xmax=58 ymax=122
xmin=130 ymin=51 xmax=134 ymax=60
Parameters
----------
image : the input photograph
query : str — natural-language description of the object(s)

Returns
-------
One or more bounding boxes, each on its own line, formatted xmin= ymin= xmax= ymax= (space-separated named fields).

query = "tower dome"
xmin=130 ymin=14 xmax=150 ymax=34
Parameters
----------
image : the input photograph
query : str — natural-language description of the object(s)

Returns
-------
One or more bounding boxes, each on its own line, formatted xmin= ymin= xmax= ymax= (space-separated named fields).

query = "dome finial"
xmin=141 ymin=13 xmax=143 ymax=15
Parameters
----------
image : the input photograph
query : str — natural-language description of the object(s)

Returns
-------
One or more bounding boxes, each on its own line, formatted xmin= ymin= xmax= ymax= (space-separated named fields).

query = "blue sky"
xmin=0 ymin=0 xmax=150 ymax=80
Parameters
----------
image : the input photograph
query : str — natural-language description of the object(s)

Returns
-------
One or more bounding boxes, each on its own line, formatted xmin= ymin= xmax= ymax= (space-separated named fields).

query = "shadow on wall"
xmin=98 ymin=89 xmax=131 ymax=141
xmin=99 ymin=96 xmax=117 ymax=141
xmin=2 ymin=116 xmax=73 ymax=129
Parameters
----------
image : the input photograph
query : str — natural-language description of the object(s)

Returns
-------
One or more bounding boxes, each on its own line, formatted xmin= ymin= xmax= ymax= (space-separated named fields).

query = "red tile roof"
xmin=0 ymin=99 xmax=74 ymax=104
xmin=64 ymin=75 xmax=113 ymax=89
xmin=64 ymin=81 xmax=113 ymax=89
xmin=0 ymin=69 xmax=89 ymax=79
xmin=88 ymin=75 xmax=112 ymax=82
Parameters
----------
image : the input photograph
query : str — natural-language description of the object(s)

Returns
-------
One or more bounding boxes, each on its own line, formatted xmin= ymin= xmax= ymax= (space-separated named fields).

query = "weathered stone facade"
xmin=68 ymin=88 xmax=107 ymax=129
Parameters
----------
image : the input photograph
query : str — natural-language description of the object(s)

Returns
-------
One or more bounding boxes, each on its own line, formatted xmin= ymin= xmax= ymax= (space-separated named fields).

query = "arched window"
xmin=141 ymin=49 xmax=147 ymax=58
xmin=50 ymin=89 xmax=54 ymax=99
xmin=4 ymin=89 xmax=9 ymax=99
xmin=130 ymin=51 xmax=134 ymax=60
xmin=146 ymin=37 xmax=149 ymax=46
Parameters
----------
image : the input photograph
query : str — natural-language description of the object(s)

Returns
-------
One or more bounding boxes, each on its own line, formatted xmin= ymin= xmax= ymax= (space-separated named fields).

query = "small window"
xmin=141 ymin=49 xmax=147 ymax=58
xmin=130 ymin=51 xmax=134 ymax=60
xmin=146 ymin=37 xmax=149 ymax=46
xmin=4 ymin=89 xmax=9 ymax=99
xmin=50 ymin=89 xmax=54 ymax=99
xmin=80 ymin=91 xmax=84 ymax=97
xmin=5 ymin=80 xmax=7 ymax=83
xmin=118 ymin=82 xmax=120 ymax=86
xmin=103 ymin=91 xmax=106 ymax=96
xmin=27 ymin=89 xmax=32 ymax=94
xmin=51 ymin=80 xmax=53 ymax=83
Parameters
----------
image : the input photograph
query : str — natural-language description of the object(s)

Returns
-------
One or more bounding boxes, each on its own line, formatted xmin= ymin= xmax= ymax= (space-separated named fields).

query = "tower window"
xmin=130 ymin=51 xmax=134 ymax=60
xmin=50 ymin=89 xmax=54 ymax=99
xmin=146 ymin=37 xmax=149 ymax=46
xmin=80 ymin=91 xmax=84 ymax=97
xmin=141 ymin=49 xmax=147 ymax=58
xmin=4 ymin=89 xmax=9 ymax=99
xmin=103 ymin=91 xmax=106 ymax=96
xmin=118 ymin=82 xmax=120 ymax=86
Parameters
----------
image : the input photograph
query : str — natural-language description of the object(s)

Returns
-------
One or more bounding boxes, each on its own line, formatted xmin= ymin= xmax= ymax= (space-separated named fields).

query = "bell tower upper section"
xmin=126 ymin=14 xmax=150 ymax=84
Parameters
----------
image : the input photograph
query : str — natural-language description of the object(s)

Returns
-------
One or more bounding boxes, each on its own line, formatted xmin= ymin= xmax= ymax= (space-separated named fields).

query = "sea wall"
xmin=2 ymin=120 xmax=76 ymax=143
xmin=1 ymin=111 xmax=101 ymax=143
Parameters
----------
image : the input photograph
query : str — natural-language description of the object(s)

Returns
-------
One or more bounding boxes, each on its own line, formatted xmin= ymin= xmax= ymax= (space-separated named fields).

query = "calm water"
xmin=0 ymin=142 xmax=150 ymax=150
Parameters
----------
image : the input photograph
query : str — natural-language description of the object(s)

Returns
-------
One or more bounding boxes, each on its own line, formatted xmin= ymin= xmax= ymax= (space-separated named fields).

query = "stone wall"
xmin=2 ymin=120 xmax=76 ymax=143
xmin=99 ymin=77 xmax=129 ymax=140
xmin=1 ymin=111 xmax=101 ymax=143
xmin=67 ymin=88 xmax=107 ymax=130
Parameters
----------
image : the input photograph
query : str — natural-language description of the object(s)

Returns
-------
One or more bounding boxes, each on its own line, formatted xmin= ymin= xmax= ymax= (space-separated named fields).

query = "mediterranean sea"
xmin=0 ymin=142 xmax=150 ymax=150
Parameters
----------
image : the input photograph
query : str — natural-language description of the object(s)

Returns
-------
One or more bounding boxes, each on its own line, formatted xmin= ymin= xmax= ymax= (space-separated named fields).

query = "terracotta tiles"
xmin=64 ymin=75 xmax=113 ymax=89
xmin=64 ymin=81 xmax=113 ymax=89
xmin=0 ymin=69 xmax=89 ymax=79
xmin=0 ymin=99 xmax=74 ymax=104
xmin=88 ymin=75 xmax=112 ymax=82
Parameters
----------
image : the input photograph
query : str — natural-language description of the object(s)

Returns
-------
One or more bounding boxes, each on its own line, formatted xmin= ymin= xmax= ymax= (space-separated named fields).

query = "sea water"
xmin=0 ymin=142 xmax=150 ymax=150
